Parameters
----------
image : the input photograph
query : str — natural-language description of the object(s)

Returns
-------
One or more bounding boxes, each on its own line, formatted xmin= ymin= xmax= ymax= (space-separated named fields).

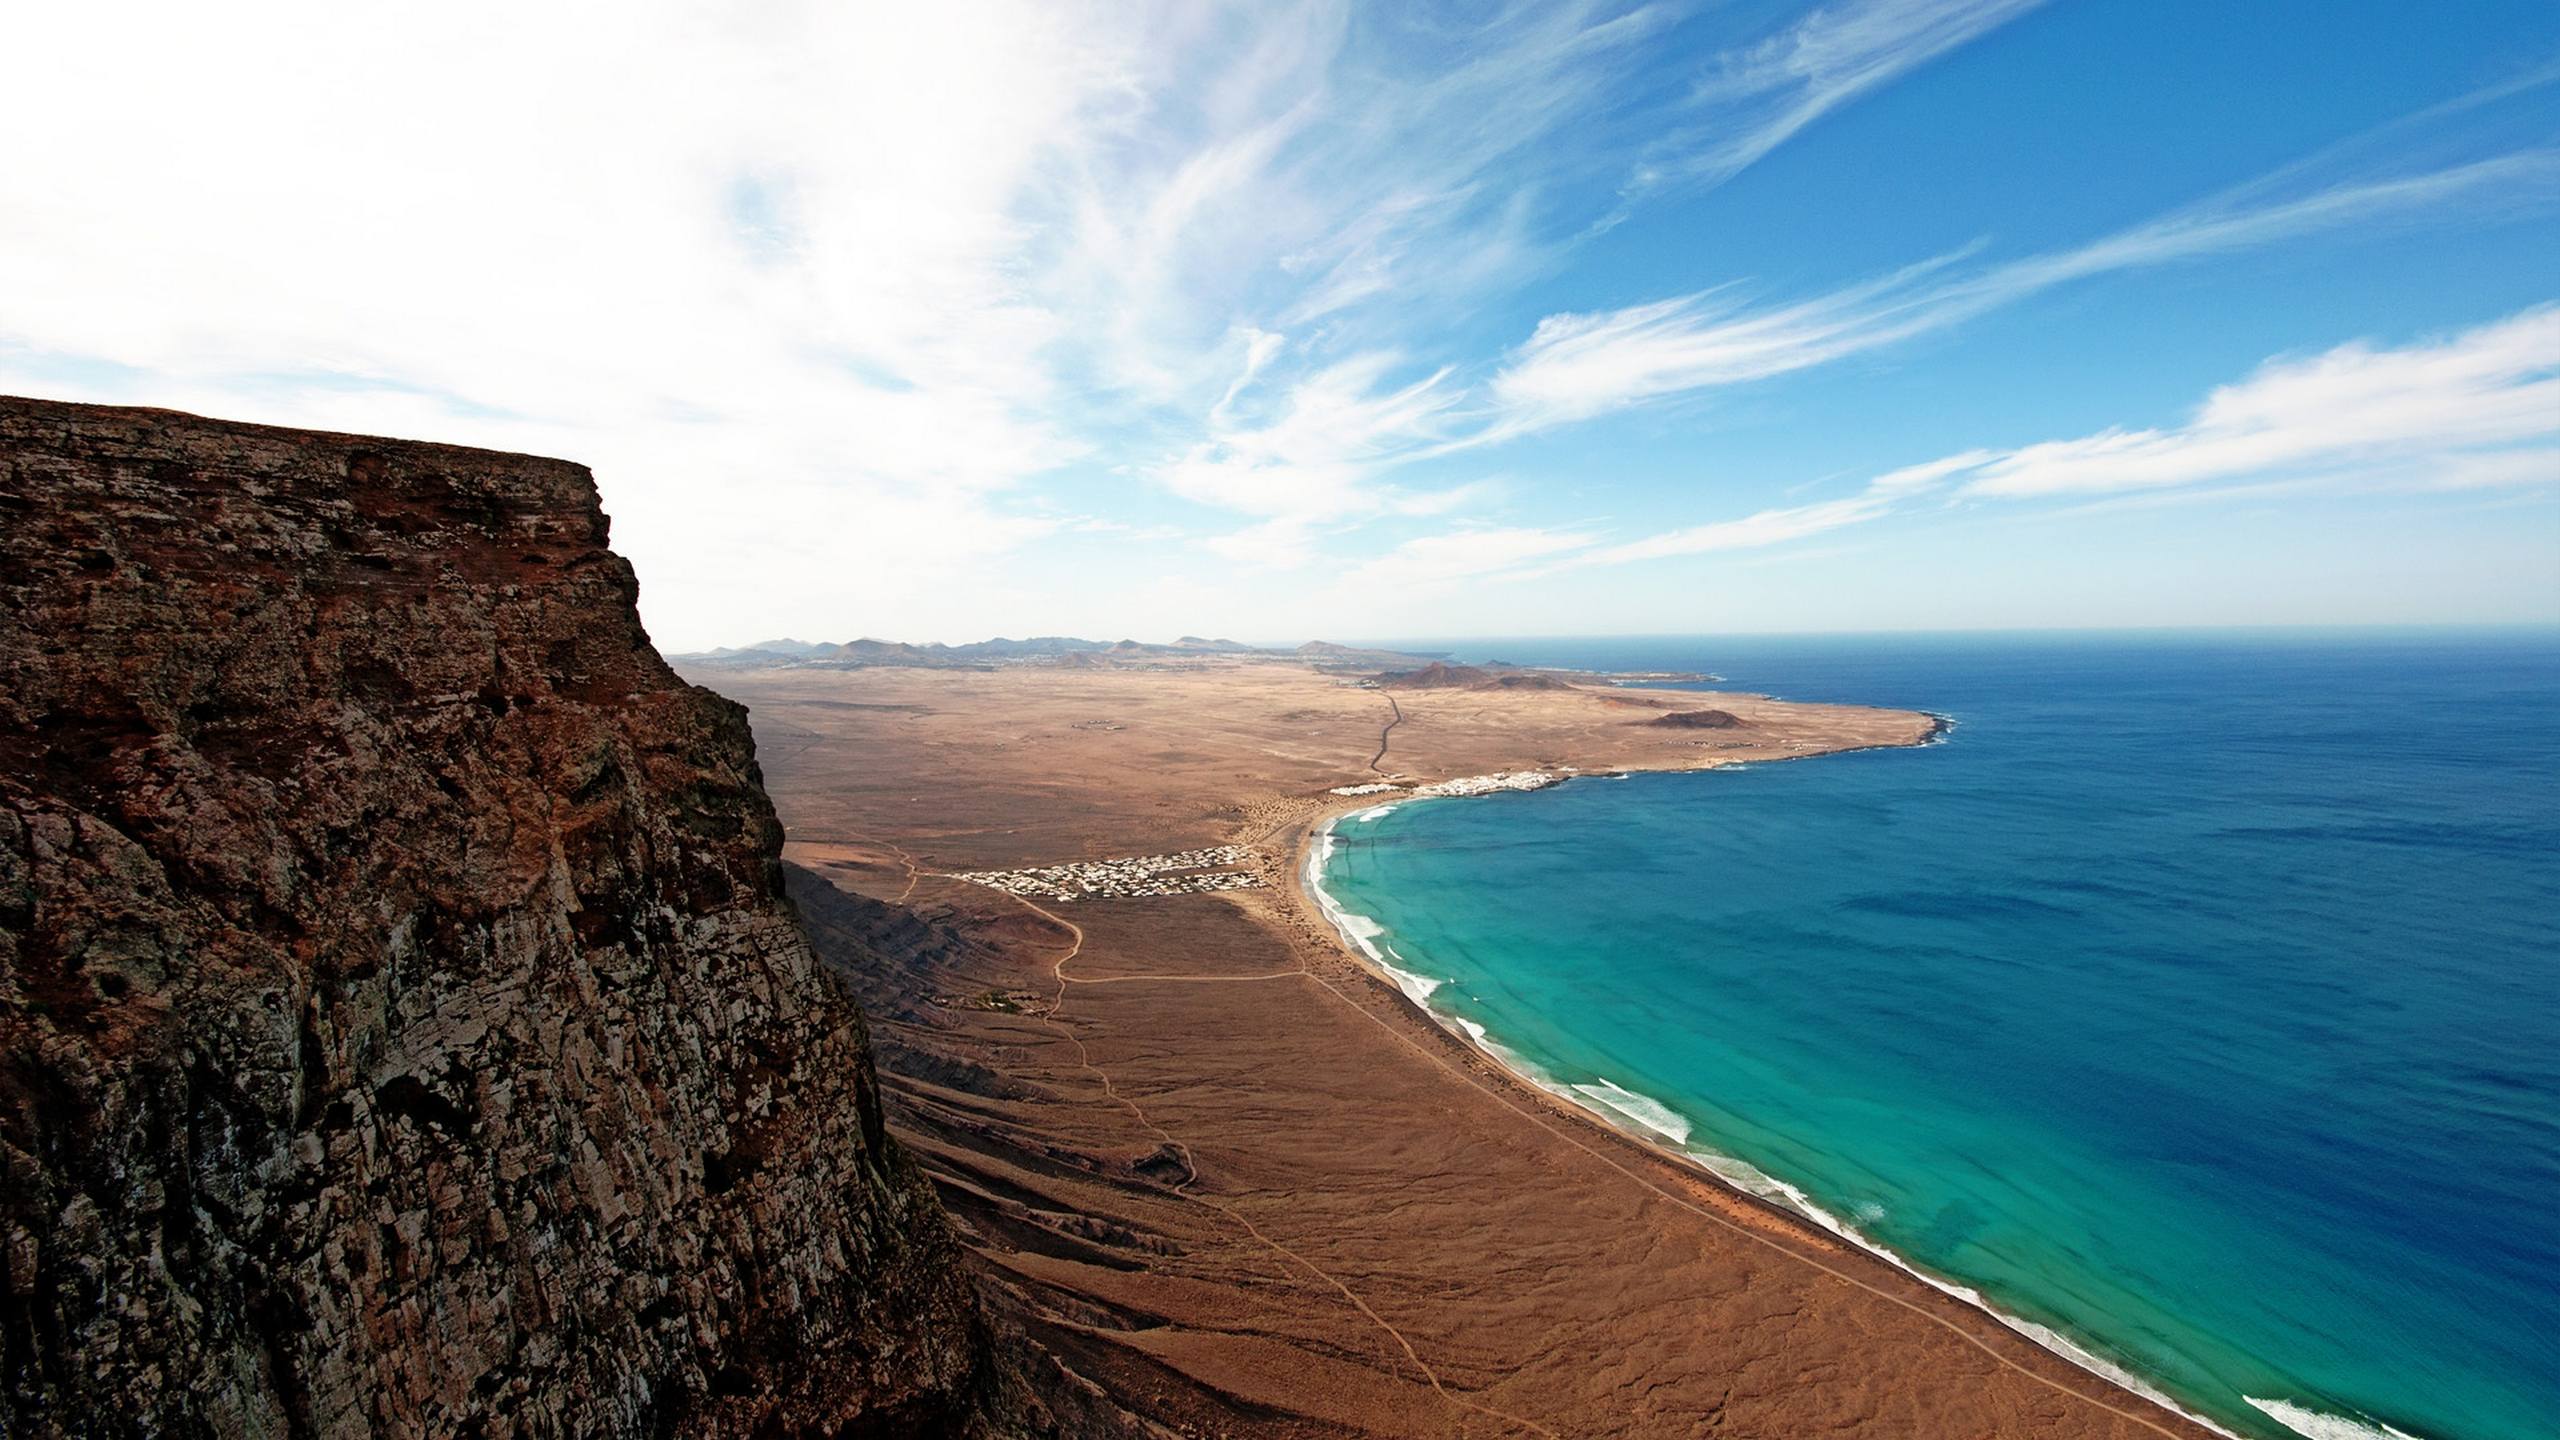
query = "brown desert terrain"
xmin=686 ymin=654 xmax=2220 ymax=1439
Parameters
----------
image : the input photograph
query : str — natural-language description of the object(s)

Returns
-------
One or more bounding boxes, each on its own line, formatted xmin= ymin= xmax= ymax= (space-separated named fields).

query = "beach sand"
xmin=686 ymin=655 xmax=2222 ymax=1438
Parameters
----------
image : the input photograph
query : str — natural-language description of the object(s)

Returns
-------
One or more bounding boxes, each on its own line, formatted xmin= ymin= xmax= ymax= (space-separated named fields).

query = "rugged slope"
xmin=0 ymin=399 xmax=1057 ymax=1436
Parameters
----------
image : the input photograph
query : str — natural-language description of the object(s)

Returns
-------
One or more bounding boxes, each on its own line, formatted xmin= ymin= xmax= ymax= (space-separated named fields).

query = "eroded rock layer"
xmin=0 ymin=398 xmax=992 ymax=1436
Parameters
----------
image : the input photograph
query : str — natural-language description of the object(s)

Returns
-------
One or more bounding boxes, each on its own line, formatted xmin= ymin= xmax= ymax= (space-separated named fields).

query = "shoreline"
xmin=1286 ymin=760 xmax=2268 ymax=1440
xmin=707 ymin=654 xmax=2263 ymax=1436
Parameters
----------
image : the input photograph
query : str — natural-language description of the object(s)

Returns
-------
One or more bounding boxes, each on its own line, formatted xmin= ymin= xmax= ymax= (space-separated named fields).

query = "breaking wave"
xmin=1569 ymin=1077 xmax=1693 ymax=1144
xmin=2246 ymin=1398 xmax=2429 ymax=1440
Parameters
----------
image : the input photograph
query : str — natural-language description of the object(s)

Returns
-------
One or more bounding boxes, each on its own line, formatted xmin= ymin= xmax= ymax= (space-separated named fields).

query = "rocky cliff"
xmin=0 ymin=399 xmax=1034 ymax=1436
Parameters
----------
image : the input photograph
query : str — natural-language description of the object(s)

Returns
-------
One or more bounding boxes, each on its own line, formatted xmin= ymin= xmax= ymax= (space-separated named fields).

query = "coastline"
xmin=1287 ymin=761 xmax=2265 ymax=1440
xmin=699 ymin=655 xmax=2245 ymax=1437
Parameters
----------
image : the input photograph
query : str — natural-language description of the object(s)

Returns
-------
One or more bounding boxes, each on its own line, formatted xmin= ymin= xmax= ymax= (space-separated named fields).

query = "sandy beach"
xmin=1293 ymin=797 xmax=2250 ymax=1439
xmin=684 ymin=654 xmax=2224 ymax=1438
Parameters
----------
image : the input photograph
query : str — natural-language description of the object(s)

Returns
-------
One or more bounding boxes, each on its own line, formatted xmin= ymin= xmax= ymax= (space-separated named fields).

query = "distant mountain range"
xmin=675 ymin=635 xmax=1442 ymax=672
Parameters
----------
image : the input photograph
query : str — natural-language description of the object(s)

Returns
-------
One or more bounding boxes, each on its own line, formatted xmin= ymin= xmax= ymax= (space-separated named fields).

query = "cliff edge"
xmin=0 ymin=399 xmax=1018 ymax=1435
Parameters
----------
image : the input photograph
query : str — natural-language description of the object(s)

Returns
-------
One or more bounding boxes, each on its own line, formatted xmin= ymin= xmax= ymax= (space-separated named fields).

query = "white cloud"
xmin=1483 ymin=259 xmax=1960 ymax=433
xmin=1867 ymin=449 xmax=2002 ymax=495
xmin=1160 ymin=353 xmax=1461 ymax=515
xmin=1488 ymin=153 xmax=2560 ymax=438
xmin=1201 ymin=516 xmax=1331 ymax=571
xmin=0 ymin=1 xmax=1154 ymax=647
xmin=1 ymin=2 xmax=2547 ymax=642
xmin=1968 ymin=154 xmax=2560 ymax=302
xmin=1962 ymin=306 xmax=2560 ymax=498
xmin=1629 ymin=0 xmax=2045 ymax=198
xmin=0 ymin=1 xmax=1711 ymax=629
xmin=1164 ymin=137 xmax=2560 ymax=555
xmin=2417 ymin=448 xmax=2560 ymax=492
xmin=1049 ymin=1 xmax=1671 ymax=405
xmin=1341 ymin=525 xmax=1599 ymax=588
xmin=1209 ymin=327 xmax=1290 ymax=426
xmin=1156 ymin=350 xmax=1484 ymax=570
xmin=1569 ymin=305 xmax=2560 ymax=568
xmin=1583 ymin=495 xmax=1900 ymax=564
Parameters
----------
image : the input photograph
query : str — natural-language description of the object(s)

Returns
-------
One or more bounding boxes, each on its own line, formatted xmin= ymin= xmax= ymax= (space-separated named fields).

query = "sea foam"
xmin=1662 ymin=1140 xmax=2244 ymax=1437
xmin=2246 ymin=1398 xmax=2429 ymax=1440
xmin=1374 ymin=942 xmax=1442 ymax=1002
xmin=1569 ymin=1078 xmax=1693 ymax=1144
xmin=1303 ymin=812 xmax=2249 ymax=1440
xmin=1305 ymin=817 xmax=1436 ymax=1004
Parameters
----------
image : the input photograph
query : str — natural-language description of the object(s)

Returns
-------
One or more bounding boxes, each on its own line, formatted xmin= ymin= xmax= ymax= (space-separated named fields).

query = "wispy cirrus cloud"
xmin=1158 ymin=350 xmax=1481 ymax=566
xmin=1622 ymin=0 xmax=2046 ymax=203
xmin=1481 ymin=255 xmax=1969 ymax=435
xmin=1341 ymin=525 xmax=1604 ymax=589
xmin=1056 ymin=0 xmax=1674 ymax=405
xmin=0 ymin=1 xmax=1731 ymax=634
xmin=1370 ymin=305 xmax=2560 ymax=587
xmin=1548 ymin=305 xmax=2560 ymax=570
xmin=1487 ymin=151 xmax=2560 ymax=438
xmin=1195 ymin=134 xmax=2560 ymax=556
xmin=1090 ymin=1 xmax=2053 ymax=551
xmin=1959 ymin=305 xmax=2560 ymax=499
xmin=1574 ymin=451 xmax=2000 ymax=566
xmin=2 ymin=1 xmax=2548 ymax=642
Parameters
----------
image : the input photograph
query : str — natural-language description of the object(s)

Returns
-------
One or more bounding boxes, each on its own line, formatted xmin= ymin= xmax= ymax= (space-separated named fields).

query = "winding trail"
xmin=960 ymin=878 xmax=1557 ymax=1440
xmin=1368 ymin=694 xmax=1403 ymax=774
xmin=966 ymin=812 xmax=2203 ymax=1439
xmin=879 ymin=838 xmax=924 ymax=904
xmin=856 ymin=790 xmax=2195 ymax=1438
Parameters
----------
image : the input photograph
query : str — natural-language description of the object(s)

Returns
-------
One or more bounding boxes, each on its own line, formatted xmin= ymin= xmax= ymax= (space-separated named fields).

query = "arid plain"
xmin=683 ymin=654 xmax=2220 ymax=1439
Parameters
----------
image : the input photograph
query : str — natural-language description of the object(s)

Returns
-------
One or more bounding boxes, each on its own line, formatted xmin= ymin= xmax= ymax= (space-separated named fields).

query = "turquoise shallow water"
xmin=1315 ymin=632 xmax=2559 ymax=1440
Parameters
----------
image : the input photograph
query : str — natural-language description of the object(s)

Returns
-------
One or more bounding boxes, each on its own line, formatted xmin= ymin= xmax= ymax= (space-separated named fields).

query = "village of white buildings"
xmin=951 ymin=845 xmax=1265 ymax=903
xmin=951 ymin=775 xmax=1576 ymax=905
xmin=1331 ymin=771 xmax=1566 ymax=800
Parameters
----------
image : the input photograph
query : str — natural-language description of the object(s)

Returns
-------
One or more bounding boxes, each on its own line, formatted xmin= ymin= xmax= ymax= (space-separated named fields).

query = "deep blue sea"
xmin=1314 ymin=631 xmax=2559 ymax=1440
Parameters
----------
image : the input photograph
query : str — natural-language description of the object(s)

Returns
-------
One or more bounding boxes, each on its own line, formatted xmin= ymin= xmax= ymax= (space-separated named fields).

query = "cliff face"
xmin=0 ymin=399 xmax=989 ymax=1436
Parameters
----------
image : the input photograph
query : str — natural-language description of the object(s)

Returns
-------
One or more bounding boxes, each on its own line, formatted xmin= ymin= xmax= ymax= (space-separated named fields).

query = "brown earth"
xmin=690 ymin=658 xmax=2221 ymax=1440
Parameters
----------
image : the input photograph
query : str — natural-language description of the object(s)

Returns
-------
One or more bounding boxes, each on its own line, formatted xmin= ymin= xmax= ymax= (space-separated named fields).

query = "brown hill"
xmin=1295 ymin=639 xmax=1439 ymax=669
xmin=1374 ymin=662 xmax=1578 ymax=691
xmin=1651 ymin=707 xmax=1748 ymax=729
xmin=1372 ymin=661 xmax=1481 ymax=688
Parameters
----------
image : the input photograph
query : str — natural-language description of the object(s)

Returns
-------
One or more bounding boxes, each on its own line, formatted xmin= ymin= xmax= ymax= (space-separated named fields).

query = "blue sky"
xmin=4 ymin=2 xmax=2556 ymax=648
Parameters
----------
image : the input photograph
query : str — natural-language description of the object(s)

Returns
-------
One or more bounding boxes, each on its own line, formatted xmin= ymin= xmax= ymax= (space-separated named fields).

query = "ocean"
xmin=1311 ymin=630 xmax=2559 ymax=1440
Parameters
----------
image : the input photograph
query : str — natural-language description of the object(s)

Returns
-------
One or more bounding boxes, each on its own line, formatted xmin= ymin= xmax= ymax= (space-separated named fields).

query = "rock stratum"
xmin=0 ymin=399 xmax=1089 ymax=1437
